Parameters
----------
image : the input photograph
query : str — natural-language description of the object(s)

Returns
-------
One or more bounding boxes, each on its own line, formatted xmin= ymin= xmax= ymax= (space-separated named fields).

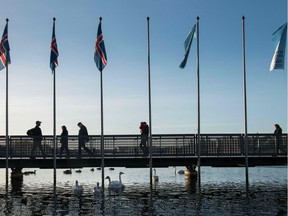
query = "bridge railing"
xmin=0 ymin=133 xmax=286 ymax=158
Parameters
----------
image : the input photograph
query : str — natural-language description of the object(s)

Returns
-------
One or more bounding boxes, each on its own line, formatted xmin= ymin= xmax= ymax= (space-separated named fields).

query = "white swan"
xmin=153 ymin=168 xmax=159 ymax=182
xmin=105 ymin=171 xmax=125 ymax=192
xmin=174 ymin=166 xmax=185 ymax=175
xmin=74 ymin=180 xmax=83 ymax=197
xmin=93 ymin=182 xmax=102 ymax=197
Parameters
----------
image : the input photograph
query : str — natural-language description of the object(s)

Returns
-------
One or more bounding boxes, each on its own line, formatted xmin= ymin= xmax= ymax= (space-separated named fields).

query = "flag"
xmin=270 ymin=22 xmax=287 ymax=71
xmin=50 ymin=19 xmax=59 ymax=72
xmin=94 ymin=19 xmax=107 ymax=72
xmin=179 ymin=24 xmax=196 ymax=69
xmin=0 ymin=23 xmax=10 ymax=71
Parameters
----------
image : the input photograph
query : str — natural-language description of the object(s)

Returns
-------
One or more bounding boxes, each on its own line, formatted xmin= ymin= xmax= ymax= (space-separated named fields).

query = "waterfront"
xmin=0 ymin=166 xmax=287 ymax=215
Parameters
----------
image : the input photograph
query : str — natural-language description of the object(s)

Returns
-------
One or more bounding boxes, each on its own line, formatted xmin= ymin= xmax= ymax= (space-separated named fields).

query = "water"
xmin=0 ymin=166 xmax=287 ymax=215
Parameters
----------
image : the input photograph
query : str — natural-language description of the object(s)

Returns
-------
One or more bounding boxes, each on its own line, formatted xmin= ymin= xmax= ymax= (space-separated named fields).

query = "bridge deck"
xmin=0 ymin=133 xmax=286 ymax=168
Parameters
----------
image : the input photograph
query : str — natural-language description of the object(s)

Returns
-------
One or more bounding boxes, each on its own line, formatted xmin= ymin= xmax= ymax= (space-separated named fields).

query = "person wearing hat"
xmin=77 ymin=122 xmax=93 ymax=157
xmin=30 ymin=120 xmax=45 ymax=159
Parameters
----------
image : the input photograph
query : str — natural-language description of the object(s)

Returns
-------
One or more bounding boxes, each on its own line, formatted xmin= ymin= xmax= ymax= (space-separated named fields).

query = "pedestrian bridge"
xmin=0 ymin=133 xmax=286 ymax=169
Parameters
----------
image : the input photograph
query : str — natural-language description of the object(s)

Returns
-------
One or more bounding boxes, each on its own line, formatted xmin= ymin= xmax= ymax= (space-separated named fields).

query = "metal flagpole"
xmin=52 ymin=17 xmax=57 ymax=196
xmin=196 ymin=17 xmax=201 ymax=190
xmin=5 ymin=18 xmax=9 ymax=192
xmin=99 ymin=17 xmax=105 ymax=192
xmin=242 ymin=16 xmax=249 ymax=194
xmin=147 ymin=16 xmax=153 ymax=198
xmin=100 ymin=62 xmax=105 ymax=191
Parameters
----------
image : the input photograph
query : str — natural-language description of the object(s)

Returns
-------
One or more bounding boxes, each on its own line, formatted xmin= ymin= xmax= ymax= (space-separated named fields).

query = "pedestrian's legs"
xmin=60 ymin=144 xmax=64 ymax=156
xmin=140 ymin=135 xmax=148 ymax=154
xmin=31 ymin=141 xmax=37 ymax=156
xmin=78 ymin=142 xmax=82 ymax=156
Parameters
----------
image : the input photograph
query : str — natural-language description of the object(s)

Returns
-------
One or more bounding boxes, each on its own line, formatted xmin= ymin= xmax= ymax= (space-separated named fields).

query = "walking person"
xmin=274 ymin=124 xmax=284 ymax=153
xmin=77 ymin=122 xmax=93 ymax=157
xmin=60 ymin=125 xmax=69 ymax=158
xmin=139 ymin=122 xmax=149 ymax=155
xmin=27 ymin=120 xmax=45 ymax=159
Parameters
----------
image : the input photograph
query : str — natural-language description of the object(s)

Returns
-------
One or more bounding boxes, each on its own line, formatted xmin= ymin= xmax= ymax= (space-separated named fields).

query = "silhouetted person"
xmin=139 ymin=122 xmax=149 ymax=155
xmin=77 ymin=122 xmax=93 ymax=157
xmin=274 ymin=124 xmax=284 ymax=153
xmin=60 ymin=125 xmax=69 ymax=158
xmin=29 ymin=121 xmax=44 ymax=159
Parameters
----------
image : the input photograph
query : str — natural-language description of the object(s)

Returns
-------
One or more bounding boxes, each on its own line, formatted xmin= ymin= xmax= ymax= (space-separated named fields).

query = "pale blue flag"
xmin=179 ymin=24 xmax=196 ymax=69
xmin=270 ymin=22 xmax=287 ymax=71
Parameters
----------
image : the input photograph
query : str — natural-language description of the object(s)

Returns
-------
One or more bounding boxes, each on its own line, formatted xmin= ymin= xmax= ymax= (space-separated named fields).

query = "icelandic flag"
xmin=50 ymin=19 xmax=59 ymax=72
xmin=94 ymin=19 xmax=107 ymax=72
xmin=179 ymin=24 xmax=196 ymax=69
xmin=270 ymin=22 xmax=287 ymax=71
xmin=0 ymin=23 xmax=10 ymax=71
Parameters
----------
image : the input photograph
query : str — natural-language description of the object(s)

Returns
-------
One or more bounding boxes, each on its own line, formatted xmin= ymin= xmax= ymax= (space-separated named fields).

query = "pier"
xmin=0 ymin=133 xmax=286 ymax=169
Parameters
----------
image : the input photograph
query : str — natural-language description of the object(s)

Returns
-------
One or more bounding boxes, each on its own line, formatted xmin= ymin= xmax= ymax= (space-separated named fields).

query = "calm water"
xmin=0 ymin=166 xmax=287 ymax=215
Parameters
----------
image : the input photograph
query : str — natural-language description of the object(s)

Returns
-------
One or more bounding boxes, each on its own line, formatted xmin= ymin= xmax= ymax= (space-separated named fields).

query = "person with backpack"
xmin=139 ymin=122 xmax=149 ymax=155
xmin=77 ymin=122 xmax=93 ymax=157
xmin=27 ymin=120 xmax=44 ymax=159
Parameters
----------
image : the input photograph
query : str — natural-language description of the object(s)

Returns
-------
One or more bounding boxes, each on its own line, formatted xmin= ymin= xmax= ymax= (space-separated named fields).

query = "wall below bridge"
xmin=1 ymin=156 xmax=286 ymax=169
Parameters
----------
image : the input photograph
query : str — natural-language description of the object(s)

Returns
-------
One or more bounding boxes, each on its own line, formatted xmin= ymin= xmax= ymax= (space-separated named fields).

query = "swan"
xmin=173 ymin=166 xmax=185 ymax=175
xmin=153 ymin=169 xmax=159 ymax=182
xmin=74 ymin=180 xmax=83 ymax=197
xmin=63 ymin=169 xmax=72 ymax=174
xmin=93 ymin=182 xmax=102 ymax=197
xmin=105 ymin=171 xmax=125 ymax=192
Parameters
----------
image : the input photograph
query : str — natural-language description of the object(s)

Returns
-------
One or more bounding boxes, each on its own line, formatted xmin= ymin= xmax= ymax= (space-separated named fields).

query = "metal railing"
xmin=0 ymin=133 xmax=286 ymax=158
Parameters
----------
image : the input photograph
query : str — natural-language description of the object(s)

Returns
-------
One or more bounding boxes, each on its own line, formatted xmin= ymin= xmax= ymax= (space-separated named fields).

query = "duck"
xmin=97 ymin=167 xmax=101 ymax=170
xmin=90 ymin=168 xmax=95 ymax=171
xmin=74 ymin=180 xmax=83 ymax=197
xmin=75 ymin=169 xmax=82 ymax=173
xmin=105 ymin=171 xmax=125 ymax=192
xmin=93 ymin=182 xmax=102 ymax=197
xmin=153 ymin=169 xmax=159 ymax=182
xmin=173 ymin=166 xmax=185 ymax=175
xmin=63 ymin=169 xmax=72 ymax=174
xmin=23 ymin=170 xmax=36 ymax=175
xmin=109 ymin=168 xmax=115 ymax=171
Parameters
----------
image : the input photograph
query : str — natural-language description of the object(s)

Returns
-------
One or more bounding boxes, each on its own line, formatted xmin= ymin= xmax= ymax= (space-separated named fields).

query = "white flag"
xmin=270 ymin=23 xmax=287 ymax=71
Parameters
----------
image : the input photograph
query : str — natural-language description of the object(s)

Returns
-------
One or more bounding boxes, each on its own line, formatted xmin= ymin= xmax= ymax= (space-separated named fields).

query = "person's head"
xmin=36 ymin=121 xmax=41 ymax=127
xmin=62 ymin=125 xmax=67 ymax=131
xmin=274 ymin=124 xmax=280 ymax=129
xmin=77 ymin=122 xmax=83 ymax=128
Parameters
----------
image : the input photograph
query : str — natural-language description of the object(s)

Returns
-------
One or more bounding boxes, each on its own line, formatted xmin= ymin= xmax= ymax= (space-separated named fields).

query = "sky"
xmin=0 ymin=0 xmax=287 ymax=136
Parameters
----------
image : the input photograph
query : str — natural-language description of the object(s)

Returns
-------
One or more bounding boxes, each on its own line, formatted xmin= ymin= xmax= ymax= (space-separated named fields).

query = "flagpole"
xmin=242 ymin=16 xmax=249 ymax=194
xmin=147 ymin=17 xmax=153 ymax=195
xmin=196 ymin=16 xmax=201 ymax=191
xmin=5 ymin=18 xmax=9 ymax=192
xmin=99 ymin=17 xmax=105 ymax=192
xmin=52 ymin=17 xmax=57 ymax=196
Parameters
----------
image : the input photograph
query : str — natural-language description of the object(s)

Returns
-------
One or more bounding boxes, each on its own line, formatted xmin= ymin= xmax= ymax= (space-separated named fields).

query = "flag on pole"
xmin=179 ymin=24 xmax=196 ymax=69
xmin=94 ymin=18 xmax=107 ymax=72
xmin=50 ymin=18 xmax=59 ymax=72
xmin=270 ymin=22 xmax=287 ymax=71
xmin=0 ymin=23 xmax=10 ymax=71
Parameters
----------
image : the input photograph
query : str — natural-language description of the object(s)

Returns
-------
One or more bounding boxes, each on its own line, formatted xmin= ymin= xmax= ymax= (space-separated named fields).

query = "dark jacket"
xmin=78 ymin=125 xmax=89 ymax=143
xmin=60 ymin=129 xmax=68 ymax=144
xmin=33 ymin=126 xmax=43 ymax=141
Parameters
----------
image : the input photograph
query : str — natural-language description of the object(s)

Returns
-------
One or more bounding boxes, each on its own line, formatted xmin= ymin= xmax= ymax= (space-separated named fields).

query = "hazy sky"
xmin=0 ymin=0 xmax=287 ymax=135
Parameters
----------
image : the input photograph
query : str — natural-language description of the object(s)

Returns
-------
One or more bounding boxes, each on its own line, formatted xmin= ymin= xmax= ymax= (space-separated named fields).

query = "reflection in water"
xmin=0 ymin=167 xmax=286 ymax=215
